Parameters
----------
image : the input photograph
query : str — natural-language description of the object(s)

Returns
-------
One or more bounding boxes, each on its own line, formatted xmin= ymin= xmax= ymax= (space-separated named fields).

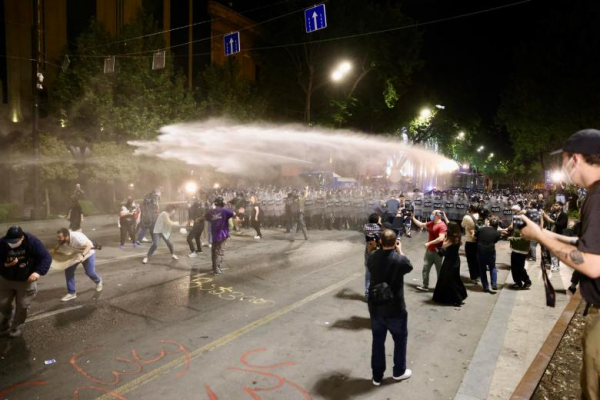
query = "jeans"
xmin=0 ymin=276 xmax=37 ymax=331
xmin=422 ymin=250 xmax=443 ymax=288
xmin=465 ymin=242 xmax=479 ymax=280
xmin=137 ymin=223 xmax=154 ymax=243
xmin=290 ymin=213 xmax=307 ymax=240
xmin=510 ymin=252 xmax=531 ymax=286
xmin=370 ymin=310 xmax=408 ymax=382
xmin=529 ymin=240 xmax=538 ymax=260
xmin=65 ymin=254 xmax=101 ymax=294
xmin=478 ymin=250 xmax=497 ymax=290
xmin=147 ymin=233 xmax=174 ymax=258
xmin=120 ymin=220 xmax=136 ymax=246
xmin=187 ymin=224 xmax=204 ymax=253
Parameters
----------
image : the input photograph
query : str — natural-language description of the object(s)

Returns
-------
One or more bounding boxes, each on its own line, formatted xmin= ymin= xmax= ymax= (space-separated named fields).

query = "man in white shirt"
xmin=54 ymin=228 xmax=102 ymax=302
xmin=461 ymin=204 xmax=480 ymax=283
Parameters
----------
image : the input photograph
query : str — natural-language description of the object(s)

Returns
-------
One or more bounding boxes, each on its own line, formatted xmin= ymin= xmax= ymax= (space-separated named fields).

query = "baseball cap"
xmin=551 ymin=129 xmax=600 ymax=155
xmin=4 ymin=226 xmax=24 ymax=244
xmin=214 ymin=197 xmax=225 ymax=206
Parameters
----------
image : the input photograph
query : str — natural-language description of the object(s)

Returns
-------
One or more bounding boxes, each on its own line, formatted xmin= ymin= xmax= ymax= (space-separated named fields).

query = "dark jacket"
xmin=367 ymin=249 xmax=413 ymax=317
xmin=0 ymin=233 xmax=52 ymax=282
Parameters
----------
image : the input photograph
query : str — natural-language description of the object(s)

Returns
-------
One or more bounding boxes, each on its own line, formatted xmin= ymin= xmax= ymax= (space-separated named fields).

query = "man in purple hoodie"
xmin=205 ymin=197 xmax=234 ymax=275
xmin=0 ymin=226 xmax=51 ymax=338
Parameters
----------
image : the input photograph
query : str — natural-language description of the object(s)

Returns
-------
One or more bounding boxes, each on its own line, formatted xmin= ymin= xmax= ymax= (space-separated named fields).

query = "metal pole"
xmin=32 ymin=0 xmax=41 ymax=219
xmin=188 ymin=0 xmax=193 ymax=90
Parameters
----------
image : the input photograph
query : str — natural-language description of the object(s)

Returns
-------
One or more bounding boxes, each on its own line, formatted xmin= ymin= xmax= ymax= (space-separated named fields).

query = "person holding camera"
xmin=520 ymin=129 xmax=600 ymax=400
xmin=367 ymin=229 xmax=413 ymax=386
xmin=412 ymin=210 xmax=448 ymax=292
xmin=507 ymin=206 xmax=532 ymax=289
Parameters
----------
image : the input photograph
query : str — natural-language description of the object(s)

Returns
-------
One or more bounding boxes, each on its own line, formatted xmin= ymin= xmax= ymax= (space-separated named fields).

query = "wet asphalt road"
xmin=0 ymin=227 xmax=509 ymax=400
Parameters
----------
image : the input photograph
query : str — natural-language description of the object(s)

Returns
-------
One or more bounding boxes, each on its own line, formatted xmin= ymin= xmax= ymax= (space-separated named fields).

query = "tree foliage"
xmin=52 ymin=12 xmax=196 ymax=142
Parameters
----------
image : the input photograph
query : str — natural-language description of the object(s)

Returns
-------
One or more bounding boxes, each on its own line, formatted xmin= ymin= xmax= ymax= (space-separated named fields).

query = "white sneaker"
xmin=141 ymin=238 xmax=150 ymax=243
xmin=172 ymin=254 xmax=179 ymax=260
xmin=416 ymin=286 xmax=429 ymax=292
xmin=208 ymin=244 xmax=212 ymax=248
xmin=96 ymin=280 xmax=103 ymax=292
xmin=61 ymin=293 xmax=77 ymax=302
xmin=188 ymin=252 xmax=197 ymax=258
xmin=142 ymin=257 xmax=148 ymax=264
xmin=372 ymin=379 xmax=381 ymax=386
xmin=393 ymin=369 xmax=412 ymax=381
xmin=254 ymin=236 xmax=261 ymax=240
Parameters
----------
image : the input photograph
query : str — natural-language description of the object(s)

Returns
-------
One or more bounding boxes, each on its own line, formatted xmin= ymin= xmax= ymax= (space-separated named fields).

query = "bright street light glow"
xmin=420 ymin=108 xmax=432 ymax=119
xmin=338 ymin=61 xmax=352 ymax=73
xmin=552 ymin=171 xmax=563 ymax=182
xmin=489 ymin=153 xmax=494 ymax=158
xmin=435 ymin=104 xmax=445 ymax=109
xmin=213 ymin=183 xmax=220 ymax=189
xmin=462 ymin=163 xmax=469 ymax=169
xmin=185 ymin=181 xmax=198 ymax=194
xmin=331 ymin=70 xmax=344 ymax=82
xmin=457 ymin=131 xmax=465 ymax=139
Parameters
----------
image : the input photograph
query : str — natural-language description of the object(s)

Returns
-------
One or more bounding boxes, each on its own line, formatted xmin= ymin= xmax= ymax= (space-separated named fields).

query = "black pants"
xmin=251 ymin=220 xmax=262 ymax=237
xmin=187 ymin=225 xmax=204 ymax=253
xmin=120 ymin=220 xmax=136 ymax=246
xmin=465 ymin=242 xmax=479 ymax=280
xmin=511 ymin=252 xmax=531 ymax=286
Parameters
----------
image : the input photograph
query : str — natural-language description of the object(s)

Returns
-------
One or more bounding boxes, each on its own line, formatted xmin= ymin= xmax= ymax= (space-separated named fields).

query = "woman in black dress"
xmin=433 ymin=221 xmax=468 ymax=306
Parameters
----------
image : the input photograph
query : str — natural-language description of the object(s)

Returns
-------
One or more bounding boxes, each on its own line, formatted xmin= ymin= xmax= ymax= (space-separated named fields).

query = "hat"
xmin=5 ymin=226 xmax=24 ymax=244
xmin=551 ymin=129 xmax=600 ymax=155
xmin=214 ymin=197 xmax=225 ymax=206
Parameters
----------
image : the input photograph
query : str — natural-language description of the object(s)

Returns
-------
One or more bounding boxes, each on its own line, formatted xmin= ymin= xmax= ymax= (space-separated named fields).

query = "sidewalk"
xmin=455 ymin=247 xmax=574 ymax=400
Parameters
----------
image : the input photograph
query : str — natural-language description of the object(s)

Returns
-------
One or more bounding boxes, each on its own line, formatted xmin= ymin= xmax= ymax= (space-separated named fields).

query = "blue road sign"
xmin=305 ymin=4 xmax=327 ymax=33
xmin=224 ymin=32 xmax=240 ymax=56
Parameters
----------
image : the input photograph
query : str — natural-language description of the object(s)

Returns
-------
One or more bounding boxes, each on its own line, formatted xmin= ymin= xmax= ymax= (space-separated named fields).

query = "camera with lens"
xmin=513 ymin=209 xmax=541 ymax=230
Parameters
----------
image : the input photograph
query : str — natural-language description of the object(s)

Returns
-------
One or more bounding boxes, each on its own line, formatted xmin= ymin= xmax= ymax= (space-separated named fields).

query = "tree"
xmin=195 ymin=59 xmax=267 ymax=121
xmin=52 ymin=11 xmax=196 ymax=142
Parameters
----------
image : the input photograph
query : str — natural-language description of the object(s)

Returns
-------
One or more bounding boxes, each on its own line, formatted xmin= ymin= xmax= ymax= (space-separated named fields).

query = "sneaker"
xmin=142 ymin=257 xmax=148 ymax=264
xmin=568 ymin=285 xmax=577 ymax=294
xmin=484 ymin=288 xmax=496 ymax=295
xmin=254 ymin=236 xmax=261 ymax=240
xmin=96 ymin=280 xmax=103 ymax=292
xmin=133 ymin=242 xmax=139 ymax=247
xmin=8 ymin=328 xmax=22 ymax=338
xmin=188 ymin=252 xmax=197 ymax=258
xmin=551 ymin=266 xmax=560 ymax=272
xmin=511 ymin=283 xmax=523 ymax=289
xmin=471 ymin=278 xmax=480 ymax=284
xmin=119 ymin=245 xmax=124 ymax=250
xmin=523 ymin=282 xmax=532 ymax=290
xmin=213 ymin=268 xmax=223 ymax=275
xmin=61 ymin=293 xmax=77 ymax=302
xmin=492 ymin=285 xmax=498 ymax=291
xmin=372 ymin=379 xmax=382 ymax=386
xmin=172 ymin=254 xmax=179 ymax=260
xmin=208 ymin=244 xmax=212 ymax=248
xmin=416 ymin=286 xmax=429 ymax=292
xmin=141 ymin=238 xmax=150 ymax=243
xmin=393 ymin=369 xmax=412 ymax=381
xmin=197 ymin=249 xmax=203 ymax=254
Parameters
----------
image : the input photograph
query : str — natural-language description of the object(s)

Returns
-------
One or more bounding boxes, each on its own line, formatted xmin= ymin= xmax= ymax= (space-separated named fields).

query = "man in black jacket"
xmin=0 ymin=226 xmax=52 ymax=338
xmin=367 ymin=229 xmax=414 ymax=386
xmin=542 ymin=202 xmax=568 ymax=272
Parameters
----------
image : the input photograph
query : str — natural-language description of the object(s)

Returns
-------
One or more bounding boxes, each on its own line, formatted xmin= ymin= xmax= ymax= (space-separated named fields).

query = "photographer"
xmin=520 ymin=129 xmax=600 ymax=400
xmin=367 ymin=229 xmax=413 ymax=386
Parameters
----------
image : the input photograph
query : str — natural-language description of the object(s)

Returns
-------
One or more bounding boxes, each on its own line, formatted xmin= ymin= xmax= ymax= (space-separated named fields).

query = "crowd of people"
xmin=0 ymin=130 xmax=598 ymax=399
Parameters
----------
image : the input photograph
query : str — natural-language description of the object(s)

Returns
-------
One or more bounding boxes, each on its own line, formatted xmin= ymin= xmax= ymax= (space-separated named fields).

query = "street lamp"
xmin=331 ymin=60 xmax=352 ymax=82
xmin=457 ymin=131 xmax=465 ymax=140
xmin=489 ymin=153 xmax=494 ymax=158
xmin=435 ymin=104 xmax=445 ymax=110
xmin=420 ymin=108 xmax=432 ymax=119
xmin=185 ymin=181 xmax=198 ymax=195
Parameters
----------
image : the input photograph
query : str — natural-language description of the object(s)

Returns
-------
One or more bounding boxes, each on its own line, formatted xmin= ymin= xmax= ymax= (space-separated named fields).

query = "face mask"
xmin=561 ymin=156 xmax=576 ymax=185
xmin=429 ymin=214 xmax=435 ymax=221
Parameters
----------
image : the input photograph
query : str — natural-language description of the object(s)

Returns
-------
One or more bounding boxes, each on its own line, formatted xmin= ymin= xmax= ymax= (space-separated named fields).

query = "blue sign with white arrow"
xmin=224 ymin=32 xmax=240 ymax=56
xmin=305 ymin=4 xmax=327 ymax=33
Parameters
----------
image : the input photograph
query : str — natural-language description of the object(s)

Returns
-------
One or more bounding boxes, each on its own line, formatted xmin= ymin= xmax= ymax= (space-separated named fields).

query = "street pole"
xmin=188 ymin=0 xmax=193 ymax=90
xmin=31 ymin=0 xmax=41 ymax=219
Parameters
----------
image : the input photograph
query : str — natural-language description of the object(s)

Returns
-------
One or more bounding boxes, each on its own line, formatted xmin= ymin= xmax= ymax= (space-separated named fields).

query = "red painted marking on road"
xmin=204 ymin=384 xmax=219 ymax=400
xmin=240 ymin=348 xmax=296 ymax=369
xmin=0 ymin=381 xmax=46 ymax=397
xmin=227 ymin=367 xmax=285 ymax=391
xmin=70 ymin=347 xmax=142 ymax=386
xmin=160 ymin=340 xmax=191 ymax=378
xmin=73 ymin=386 xmax=129 ymax=399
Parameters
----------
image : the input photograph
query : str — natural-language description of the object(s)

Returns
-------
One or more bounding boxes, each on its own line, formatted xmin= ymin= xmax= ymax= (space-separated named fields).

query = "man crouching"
xmin=367 ymin=229 xmax=413 ymax=386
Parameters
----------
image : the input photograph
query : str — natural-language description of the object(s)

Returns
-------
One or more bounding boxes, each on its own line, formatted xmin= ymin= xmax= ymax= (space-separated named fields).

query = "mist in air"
xmin=129 ymin=119 xmax=458 ymax=184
